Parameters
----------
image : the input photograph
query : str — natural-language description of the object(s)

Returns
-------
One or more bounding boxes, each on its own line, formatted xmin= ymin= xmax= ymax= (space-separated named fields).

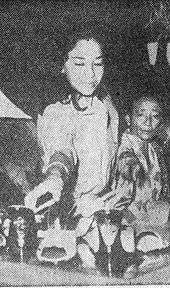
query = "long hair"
xmin=47 ymin=20 xmax=112 ymax=109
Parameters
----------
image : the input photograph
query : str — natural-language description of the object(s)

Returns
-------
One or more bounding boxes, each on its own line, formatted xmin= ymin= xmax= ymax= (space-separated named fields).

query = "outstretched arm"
xmin=25 ymin=104 xmax=76 ymax=213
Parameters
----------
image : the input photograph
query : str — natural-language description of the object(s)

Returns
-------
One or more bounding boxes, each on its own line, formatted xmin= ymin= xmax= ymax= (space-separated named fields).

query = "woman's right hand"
xmin=24 ymin=178 xmax=63 ymax=213
xmin=75 ymin=193 xmax=112 ymax=218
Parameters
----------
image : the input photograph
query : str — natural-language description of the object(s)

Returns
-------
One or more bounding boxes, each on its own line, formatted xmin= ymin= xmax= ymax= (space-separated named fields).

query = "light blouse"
xmin=37 ymin=95 xmax=119 ymax=204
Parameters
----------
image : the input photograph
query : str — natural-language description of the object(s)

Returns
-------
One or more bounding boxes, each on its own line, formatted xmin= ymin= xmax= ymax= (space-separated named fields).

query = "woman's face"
xmin=62 ymin=39 xmax=104 ymax=96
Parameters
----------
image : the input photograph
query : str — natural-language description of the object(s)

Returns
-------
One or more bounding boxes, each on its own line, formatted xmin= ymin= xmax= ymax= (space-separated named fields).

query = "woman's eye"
xmin=94 ymin=62 xmax=103 ymax=66
xmin=74 ymin=63 xmax=84 ymax=66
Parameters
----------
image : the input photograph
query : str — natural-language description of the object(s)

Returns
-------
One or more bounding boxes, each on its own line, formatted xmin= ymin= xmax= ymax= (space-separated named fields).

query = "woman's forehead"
xmin=68 ymin=39 xmax=102 ymax=59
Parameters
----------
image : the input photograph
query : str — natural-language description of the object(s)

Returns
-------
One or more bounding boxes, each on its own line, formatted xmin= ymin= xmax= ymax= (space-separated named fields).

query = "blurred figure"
xmin=0 ymin=118 xmax=43 ymax=207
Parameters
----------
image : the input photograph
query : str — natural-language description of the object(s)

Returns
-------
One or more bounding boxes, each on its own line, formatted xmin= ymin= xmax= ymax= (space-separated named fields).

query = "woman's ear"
xmin=125 ymin=114 xmax=131 ymax=126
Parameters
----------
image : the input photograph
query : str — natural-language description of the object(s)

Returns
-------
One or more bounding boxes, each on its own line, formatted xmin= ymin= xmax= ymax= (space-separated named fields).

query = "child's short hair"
xmin=125 ymin=91 xmax=168 ymax=123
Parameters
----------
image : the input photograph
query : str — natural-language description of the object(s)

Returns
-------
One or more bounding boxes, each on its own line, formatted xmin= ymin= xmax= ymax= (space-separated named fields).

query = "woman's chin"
xmin=75 ymin=85 xmax=97 ymax=96
xmin=79 ymin=90 xmax=95 ymax=96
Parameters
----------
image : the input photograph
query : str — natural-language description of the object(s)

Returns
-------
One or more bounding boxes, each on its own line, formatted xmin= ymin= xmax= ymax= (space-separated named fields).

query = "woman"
xmin=24 ymin=21 xmax=119 ymax=270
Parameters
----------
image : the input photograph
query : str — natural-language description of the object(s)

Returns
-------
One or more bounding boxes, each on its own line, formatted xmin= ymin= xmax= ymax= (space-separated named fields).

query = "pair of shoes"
xmin=123 ymin=264 xmax=137 ymax=279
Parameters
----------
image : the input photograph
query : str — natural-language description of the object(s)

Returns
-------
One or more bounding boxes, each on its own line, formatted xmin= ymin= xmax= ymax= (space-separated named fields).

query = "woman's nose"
xmin=85 ymin=66 xmax=95 ymax=79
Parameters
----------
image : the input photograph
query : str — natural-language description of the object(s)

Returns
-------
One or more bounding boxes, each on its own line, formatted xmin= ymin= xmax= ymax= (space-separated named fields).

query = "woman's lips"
xmin=83 ymin=81 xmax=97 ymax=86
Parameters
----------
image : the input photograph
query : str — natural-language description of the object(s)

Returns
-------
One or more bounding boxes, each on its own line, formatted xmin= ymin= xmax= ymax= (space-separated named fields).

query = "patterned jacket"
xmin=37 ymin=94 xmax=119 ymax=227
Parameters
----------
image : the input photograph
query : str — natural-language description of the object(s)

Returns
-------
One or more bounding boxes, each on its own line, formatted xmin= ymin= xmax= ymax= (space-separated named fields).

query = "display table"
xmin=0 ymin=253 xmax=169 ymax=286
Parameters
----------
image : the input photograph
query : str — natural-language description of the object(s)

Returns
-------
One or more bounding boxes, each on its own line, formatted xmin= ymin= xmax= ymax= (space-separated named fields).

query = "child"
xmin=111 ymin=95 xmax=169 ymax=276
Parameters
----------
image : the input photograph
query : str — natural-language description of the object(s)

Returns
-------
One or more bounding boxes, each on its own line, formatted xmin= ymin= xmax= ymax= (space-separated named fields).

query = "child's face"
xmin=130 ymin=99 xmax=162 ymax=140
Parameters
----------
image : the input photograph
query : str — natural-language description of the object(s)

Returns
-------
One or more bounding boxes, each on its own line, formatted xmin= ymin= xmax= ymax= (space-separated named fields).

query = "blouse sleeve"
xmin=103 ymin=94 xmax=119 ymax=145
xmin=37 ymin=103 xmax=77 ymax=183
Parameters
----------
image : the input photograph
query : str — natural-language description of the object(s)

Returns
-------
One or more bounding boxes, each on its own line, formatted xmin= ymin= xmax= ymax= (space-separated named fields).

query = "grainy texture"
xmin=0 ymin=0 xmax=169 ymax=286
xmin=0 ymin=259 xmax=169 ymax=286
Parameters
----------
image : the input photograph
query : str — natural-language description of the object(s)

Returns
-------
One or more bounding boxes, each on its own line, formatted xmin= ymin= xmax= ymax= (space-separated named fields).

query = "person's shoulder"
xmin=103 ymin=93 xmax=118 ymax=117
xmin=43 ymin=101 xmax=73 ymax=119
xmin=43 ymin=102 xmax=63 ymax=116
xmin=37 ymin=101 xmax=73 ymax=132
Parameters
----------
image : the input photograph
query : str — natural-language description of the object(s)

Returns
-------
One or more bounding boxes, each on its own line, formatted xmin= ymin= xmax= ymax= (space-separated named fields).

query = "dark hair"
xmin=50 ymin=20 xmax=111 ymax=109
xmin=55 ymin=20 xmax=110 ymax=68
xmin=125 ymin=91 xmax=168 ymax=123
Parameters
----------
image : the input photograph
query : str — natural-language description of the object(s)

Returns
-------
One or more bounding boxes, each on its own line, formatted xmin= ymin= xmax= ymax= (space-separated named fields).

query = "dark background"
xmin=0 ymin=0 xmax=169 ymax=195
xmin=0 ymin=0 xmax=169 ymax=120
